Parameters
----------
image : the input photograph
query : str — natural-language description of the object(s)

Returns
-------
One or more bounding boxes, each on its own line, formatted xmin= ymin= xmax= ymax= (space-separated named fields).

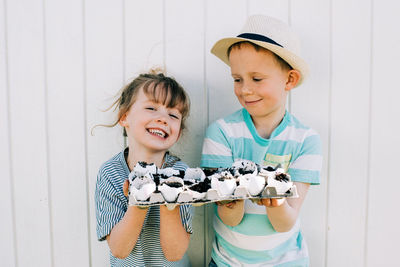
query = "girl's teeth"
xmin=149 ymin=129 xmax=166 ymax=138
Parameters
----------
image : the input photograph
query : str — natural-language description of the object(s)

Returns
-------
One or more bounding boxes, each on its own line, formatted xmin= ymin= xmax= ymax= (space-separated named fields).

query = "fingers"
xmin=216 ymin=200 xmax=232 ymax=206
xmin=260 ymin=198 xmax=286 ymax=207
xmin=271 ymin=198 xmax=286 ymax=206
xmin=217 ymin=198 xmax=286 ymax=208
xmin=261 ymin=198 xmax=271 ymax=206
xmin=123 ymin=179 xmax=129 ymax=197
xmin=136 ymin=205 xmax=149 ymax=210
xmin=216 ymin=199 xmax=243 ymax=209
xmin=216 ymin=200 xmax=231 ymax=207
xmin=225 ymin=201 xmax=236 ymax=209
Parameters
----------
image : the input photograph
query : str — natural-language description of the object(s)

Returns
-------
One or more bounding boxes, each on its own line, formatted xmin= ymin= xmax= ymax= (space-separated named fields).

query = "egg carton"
xmin=128 ymin=183 xmax=298 ymax=210
xmin=128 ymin=160 xmax=299 ymax=210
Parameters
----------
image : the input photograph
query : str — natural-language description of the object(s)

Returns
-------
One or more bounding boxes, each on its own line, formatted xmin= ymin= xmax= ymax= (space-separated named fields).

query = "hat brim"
xmin=211 ymin=37 xmax=309 ymax=86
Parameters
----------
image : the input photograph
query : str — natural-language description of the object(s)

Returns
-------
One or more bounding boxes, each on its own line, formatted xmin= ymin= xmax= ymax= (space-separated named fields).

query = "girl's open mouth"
xmin=147 ymin=128 xmax=168 ymax=138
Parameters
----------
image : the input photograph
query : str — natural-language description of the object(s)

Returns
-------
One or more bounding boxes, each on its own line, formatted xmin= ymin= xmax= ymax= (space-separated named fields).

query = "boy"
xmin=201 ymin=15 xmax=322 ymax=266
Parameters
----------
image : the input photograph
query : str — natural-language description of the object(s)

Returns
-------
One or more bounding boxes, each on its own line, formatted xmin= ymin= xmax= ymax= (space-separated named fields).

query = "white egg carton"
xmin=128 ymin=160 xmax=298 ymax=210
xmin=129 ymin=184 xmax=298 ymax=210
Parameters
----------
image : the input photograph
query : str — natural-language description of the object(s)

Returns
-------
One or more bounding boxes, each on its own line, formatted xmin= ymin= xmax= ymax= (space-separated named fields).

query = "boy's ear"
xmin=285 ymin=70 xmax=301 ymax=91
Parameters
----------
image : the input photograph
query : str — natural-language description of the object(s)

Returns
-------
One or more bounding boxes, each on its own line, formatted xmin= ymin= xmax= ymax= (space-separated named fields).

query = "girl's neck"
xmin=126 ymin=146 xmax=166 ymax=171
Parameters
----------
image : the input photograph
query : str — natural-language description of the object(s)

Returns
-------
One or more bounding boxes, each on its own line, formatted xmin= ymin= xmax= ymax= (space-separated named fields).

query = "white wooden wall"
xmin=1 ymin=0 xmax=399 ymax=266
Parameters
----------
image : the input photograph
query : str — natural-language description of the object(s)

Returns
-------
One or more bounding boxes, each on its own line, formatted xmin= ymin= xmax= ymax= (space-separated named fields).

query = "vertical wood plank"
xmin=205 ymin=0 xmax=247 ymax=124
xmin=6 ymin=0 xmax=52 ymax=266
xmin=327 ymin=0 xmax=371 ymax=266
xmin=164 ymin=1 xmax=206 ymax=265
xmin=248 ymin=0 xmax=289 ymax=22
xmin=44 ymin=0 xmax=90 ymax=266
xmin=290 ymin=1 xmax=330 ymax=266
xmin=85 ymin=0 xmax=125 ymax=266
xmin=124 ymin=0 xmax=164 ymax=76
xmin=0 ymin=0 xmax=16 ymax=265
xmin=367 ymin=1 xmax=400 ymax=266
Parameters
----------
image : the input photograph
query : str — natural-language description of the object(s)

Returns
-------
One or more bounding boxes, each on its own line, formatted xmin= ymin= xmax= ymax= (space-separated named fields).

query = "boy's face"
xmin=119 ymin=86 xmax=182 ymax=153
xmin=229 ymin=43 xmax=295 ymax=123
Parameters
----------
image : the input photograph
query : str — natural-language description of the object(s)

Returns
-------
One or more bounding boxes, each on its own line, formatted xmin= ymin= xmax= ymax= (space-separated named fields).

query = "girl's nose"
xmin=155 ymin=111 xmax=168 ymax=124
xmin=156 ymin=117 xmax=167 ymax=125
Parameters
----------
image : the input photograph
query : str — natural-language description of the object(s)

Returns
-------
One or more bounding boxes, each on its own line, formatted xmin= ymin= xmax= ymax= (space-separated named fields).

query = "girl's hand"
xmin=216 ymin=200 xmax=241 ymax=209
xmin=123 ymin=179 xmax=129 ymax=196
xmin=257 ymin=198 xmax=286 ymax=207
xmin=217 ymin=199 xmax=245 ymax=226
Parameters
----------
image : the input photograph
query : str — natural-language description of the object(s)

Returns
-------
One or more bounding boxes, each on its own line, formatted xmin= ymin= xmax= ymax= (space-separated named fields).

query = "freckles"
xmin=234 ymin=89 xmax=241 ymax=98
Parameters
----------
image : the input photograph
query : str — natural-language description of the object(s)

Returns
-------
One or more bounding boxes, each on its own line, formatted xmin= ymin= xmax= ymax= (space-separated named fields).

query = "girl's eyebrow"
xmin=144 ymin=100 xmax=182 ymax=114
xmin=168 ymin=106 xmax=181 ymax=113
xmin=143 ymin=99 xmax=158 ymax=105
xmin=168 ymin=106 xmax=183 ymax=115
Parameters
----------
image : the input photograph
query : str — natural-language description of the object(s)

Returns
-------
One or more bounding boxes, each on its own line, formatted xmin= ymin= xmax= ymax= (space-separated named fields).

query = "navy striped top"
xmin=95 ymin=148 xmax=193 ymax=266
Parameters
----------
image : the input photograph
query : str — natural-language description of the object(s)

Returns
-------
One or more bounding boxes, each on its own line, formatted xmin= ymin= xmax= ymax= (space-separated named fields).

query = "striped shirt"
xmin=201 ymin=109 xmax=322 ymax=266
xmin=95 ymin=148 xmax=193 ymax=267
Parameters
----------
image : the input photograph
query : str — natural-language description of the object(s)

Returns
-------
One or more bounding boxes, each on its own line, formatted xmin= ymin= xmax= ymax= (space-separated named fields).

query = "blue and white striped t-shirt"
xmin=201 ymin=109 xmax=322 ymax=266
xmin=95 ymin=148 xmax=193 ymax=267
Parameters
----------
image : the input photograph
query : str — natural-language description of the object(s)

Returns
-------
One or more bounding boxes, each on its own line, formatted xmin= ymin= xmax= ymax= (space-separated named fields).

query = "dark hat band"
xmin=237 ymin=33 xmax=283 ymax=48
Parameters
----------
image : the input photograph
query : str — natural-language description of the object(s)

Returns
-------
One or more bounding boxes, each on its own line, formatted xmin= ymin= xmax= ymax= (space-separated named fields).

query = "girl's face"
xmin=119 ymin=86 xmax=183 ymax=153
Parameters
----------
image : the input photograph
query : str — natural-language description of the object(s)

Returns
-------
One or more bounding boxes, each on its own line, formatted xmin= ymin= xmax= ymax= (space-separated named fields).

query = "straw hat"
xmin=211 ymin=15 xmax=309 ymax=86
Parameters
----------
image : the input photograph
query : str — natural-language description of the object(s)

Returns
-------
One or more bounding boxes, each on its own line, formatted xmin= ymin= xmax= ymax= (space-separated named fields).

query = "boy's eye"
xmin=145 ymin=107 xmax=156 ymax=111
xmin=233 ymin=78 xmax=241 ymax=83
xmin=253 ymin=78 xmax=262 ymax=82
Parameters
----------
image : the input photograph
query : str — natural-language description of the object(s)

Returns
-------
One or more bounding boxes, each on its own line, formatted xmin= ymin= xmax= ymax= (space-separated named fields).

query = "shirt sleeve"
xmin=95 ymin=167 xmax=127 ymax=241
xmin=288 ymin=130 xmax=323 ymax=185
xmin=200 ymin=120 xmax=234 ymax=168
xmin=170 ymin=159 xmax=194 ymax=234
xmin=179 ymin=204 xmax=194 ymax=234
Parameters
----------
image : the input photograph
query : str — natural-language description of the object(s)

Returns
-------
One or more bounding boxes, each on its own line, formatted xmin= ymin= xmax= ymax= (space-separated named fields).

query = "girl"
xmin=95 ymin=70 xmax=193 ymax=266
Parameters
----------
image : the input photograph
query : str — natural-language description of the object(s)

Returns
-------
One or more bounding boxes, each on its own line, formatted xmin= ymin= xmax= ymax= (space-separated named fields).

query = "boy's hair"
xmin=103 ymin=70 xmax=190 ymax=136
xmin=227 ymin=41 xmax=292 ymax=72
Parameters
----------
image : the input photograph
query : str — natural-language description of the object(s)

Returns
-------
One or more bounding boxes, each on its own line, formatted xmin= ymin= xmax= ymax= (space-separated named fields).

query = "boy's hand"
xmin=123 ymin=179 xmax=129 ymax=197
xmin=258 ymin=198 xmax=286 ymax=207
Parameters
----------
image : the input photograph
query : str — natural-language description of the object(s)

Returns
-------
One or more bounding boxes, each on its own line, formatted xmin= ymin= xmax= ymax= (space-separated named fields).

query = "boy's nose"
xmin=241 ymin=84 xmax=253 ymax=94
xmin=239 ymin=79 xmax=254 ymax=94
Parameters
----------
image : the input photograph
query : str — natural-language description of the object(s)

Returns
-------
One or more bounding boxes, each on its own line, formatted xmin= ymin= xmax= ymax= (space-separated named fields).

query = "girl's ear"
xmin=285 ymin=70 xmax=301 ymax=91
xmin=119 ymin=114 xmax=128 ymax=127
xmin=176 ymin=128 xmax=183 ymax=141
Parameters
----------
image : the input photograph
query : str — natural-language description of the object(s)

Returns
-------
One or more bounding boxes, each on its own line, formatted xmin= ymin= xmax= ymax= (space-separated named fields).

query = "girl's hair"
xmin=104 ymin=70 xmax=190 ymax=137
xmin=227 ymin=41 xmax=293 ymax=71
